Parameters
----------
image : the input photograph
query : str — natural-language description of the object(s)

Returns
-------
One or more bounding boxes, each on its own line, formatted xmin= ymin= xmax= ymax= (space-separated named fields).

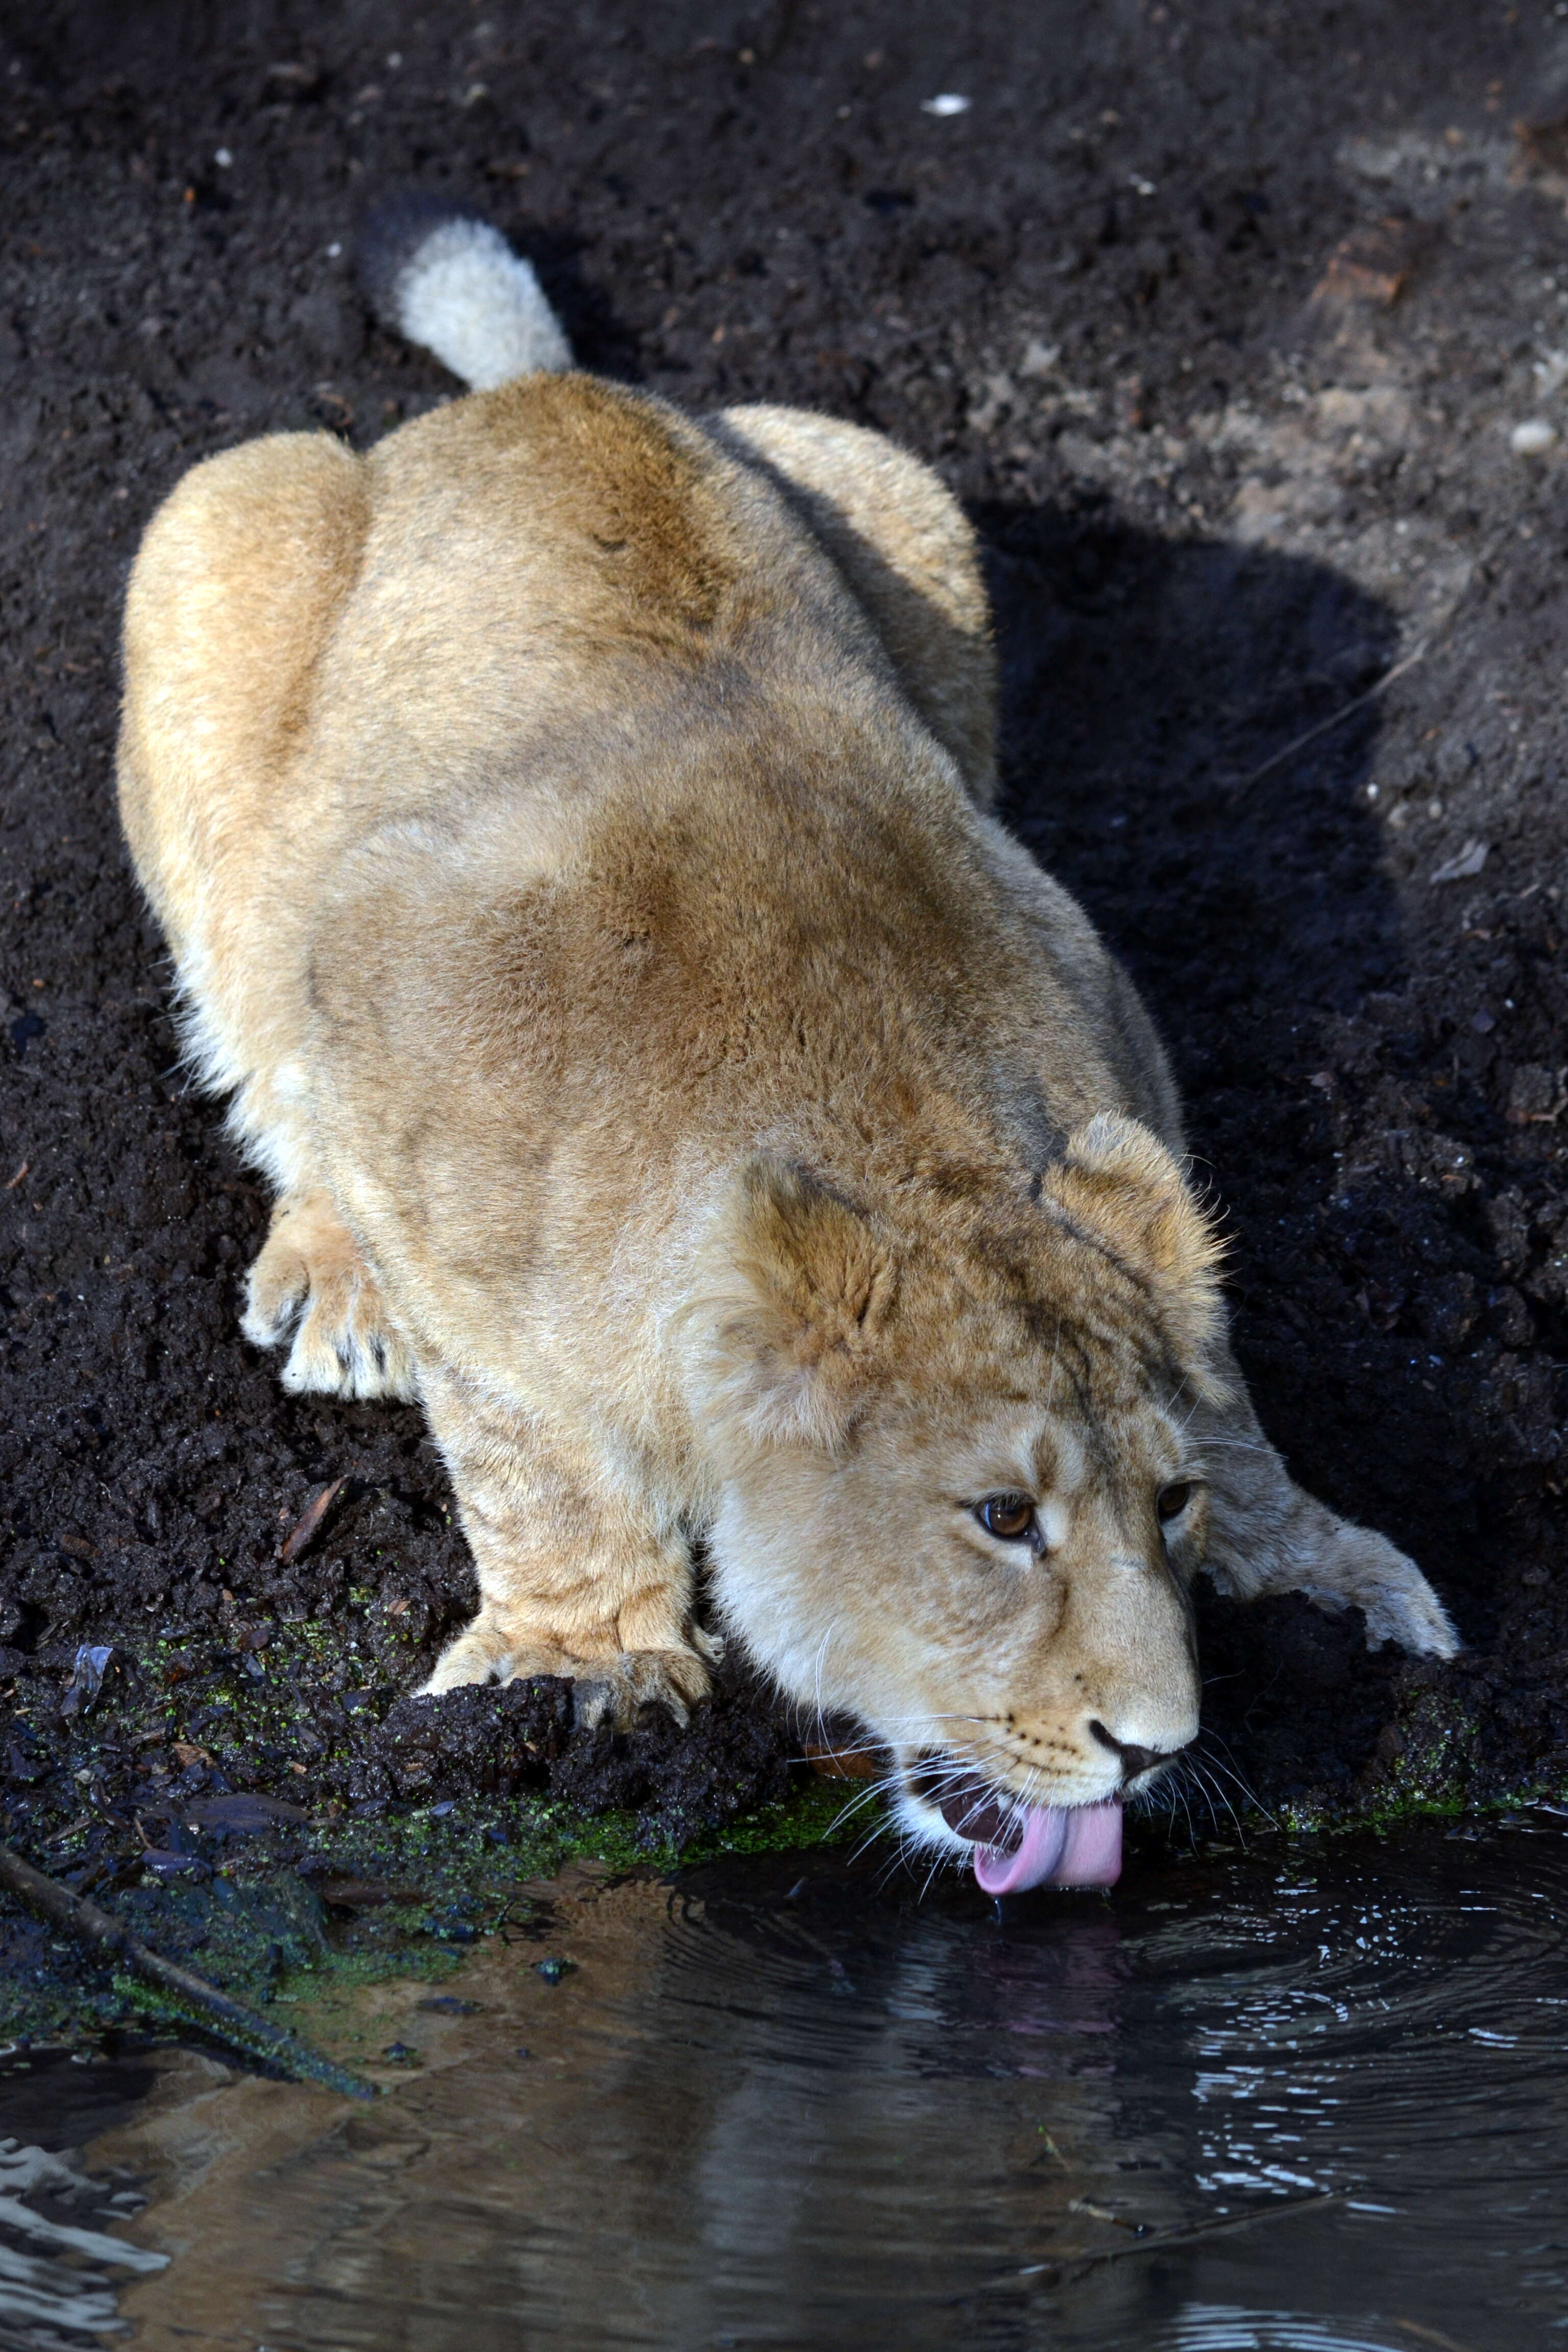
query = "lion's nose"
xmin=1087 ymin=1719 xmax=1190 ymax=1784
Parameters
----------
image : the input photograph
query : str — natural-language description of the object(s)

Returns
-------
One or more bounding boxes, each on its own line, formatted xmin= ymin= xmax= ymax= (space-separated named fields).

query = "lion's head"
xmin=687 ymin=1113 xmax=1226 ymax=1892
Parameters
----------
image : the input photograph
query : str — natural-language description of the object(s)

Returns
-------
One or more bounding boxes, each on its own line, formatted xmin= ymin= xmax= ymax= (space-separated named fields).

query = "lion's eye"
xmin=1157 ymin=1481 xmax=1194 ymax=1525
xmin=975 ymin=1493 xmax=1038 ymax=1544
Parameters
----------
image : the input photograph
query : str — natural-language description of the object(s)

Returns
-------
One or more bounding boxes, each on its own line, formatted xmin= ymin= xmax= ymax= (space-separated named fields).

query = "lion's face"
xmin=688 ymin=1114 xmax=1224 ymax=1888
xmin=707 ymin=1331 xmax=1208 ymax=1883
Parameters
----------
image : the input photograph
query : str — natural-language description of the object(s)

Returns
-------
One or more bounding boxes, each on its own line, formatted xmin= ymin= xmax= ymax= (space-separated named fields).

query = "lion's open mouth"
xmin=911 ymin=1762 xmax=1123 ymax=1896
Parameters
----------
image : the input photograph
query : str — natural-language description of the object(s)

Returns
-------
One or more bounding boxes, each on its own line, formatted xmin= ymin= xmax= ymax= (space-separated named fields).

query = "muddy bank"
xmin=5 ymin=0 xmax=1568 ymax=2037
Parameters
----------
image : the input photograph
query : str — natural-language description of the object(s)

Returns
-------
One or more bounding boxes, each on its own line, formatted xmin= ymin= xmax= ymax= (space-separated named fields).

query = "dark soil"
xmin=6 ymin=1 xmax=1568 ymax=2020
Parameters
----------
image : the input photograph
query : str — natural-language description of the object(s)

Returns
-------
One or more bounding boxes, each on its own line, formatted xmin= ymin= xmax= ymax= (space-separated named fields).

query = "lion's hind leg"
xmin=119 ymin=429 xmax=373 ymax=1216
xmin=120 ymin=437 xmax=399 ymax=1395
xmin=716 ymin=403 xmax=998 ymax=808
xmin=242 ymin=1189 xmax=418 ymax=1403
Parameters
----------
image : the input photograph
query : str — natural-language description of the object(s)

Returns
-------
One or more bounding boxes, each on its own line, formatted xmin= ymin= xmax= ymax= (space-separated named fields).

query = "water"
xmin=5 ymin=1818 xmax=1566 ymax=2350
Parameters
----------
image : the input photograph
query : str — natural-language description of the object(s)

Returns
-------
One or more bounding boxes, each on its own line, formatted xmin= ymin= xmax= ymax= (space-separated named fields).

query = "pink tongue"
xmin=972 ymin=1802 xmax=1123 ymax=1896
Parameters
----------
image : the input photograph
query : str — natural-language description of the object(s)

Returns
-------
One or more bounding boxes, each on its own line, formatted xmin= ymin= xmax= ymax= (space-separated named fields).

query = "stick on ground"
xmin=1228 ymin=640 xmax=1430 ymax=800
xmin=0 ymin=1839 xmax=378 ymax=2100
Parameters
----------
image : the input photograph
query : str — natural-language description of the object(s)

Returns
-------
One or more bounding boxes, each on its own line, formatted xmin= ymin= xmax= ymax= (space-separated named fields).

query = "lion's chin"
xmin=969 ymin=1800 xmax=1122 ymax=1894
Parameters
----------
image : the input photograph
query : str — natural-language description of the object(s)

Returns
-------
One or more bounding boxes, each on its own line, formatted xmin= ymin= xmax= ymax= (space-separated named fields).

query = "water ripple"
xmin=18 ymin=1817 xmax=1568 ymax=2352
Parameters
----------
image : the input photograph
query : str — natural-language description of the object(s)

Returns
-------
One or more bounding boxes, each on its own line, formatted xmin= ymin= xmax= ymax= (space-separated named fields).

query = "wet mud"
xmin=6 ymin=2 xmax=1568 ymax=2035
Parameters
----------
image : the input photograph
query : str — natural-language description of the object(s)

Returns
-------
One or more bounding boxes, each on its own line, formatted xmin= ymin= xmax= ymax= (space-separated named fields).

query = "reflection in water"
xmin=0 ymin=2133 xmax=166 ymax=2350
xmin=7 ymin=1819 xmax=1565 ymax=2351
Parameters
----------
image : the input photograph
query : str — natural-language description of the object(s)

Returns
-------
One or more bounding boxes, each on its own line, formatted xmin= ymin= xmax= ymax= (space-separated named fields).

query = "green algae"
xmin=7 ymin=1621 xmax=1558 ymax=2059
xmin=3 ymin=1600 xmax=871 ymax=2054
xmin=0 ymin=1773 xmax=871 ymax=2056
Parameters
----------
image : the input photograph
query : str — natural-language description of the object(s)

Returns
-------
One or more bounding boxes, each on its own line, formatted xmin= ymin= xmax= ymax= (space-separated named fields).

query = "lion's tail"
xmin=355 ymin=193 xmax=572 ymax=390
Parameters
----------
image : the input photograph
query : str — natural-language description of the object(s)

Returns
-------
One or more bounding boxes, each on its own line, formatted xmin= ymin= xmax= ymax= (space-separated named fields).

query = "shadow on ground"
xmin=984 ymin=507 xmax=1510 ymax=1804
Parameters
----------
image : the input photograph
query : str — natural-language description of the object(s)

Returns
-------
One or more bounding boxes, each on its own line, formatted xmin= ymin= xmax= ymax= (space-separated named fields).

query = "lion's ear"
xmin=1041 ymin=1114 xmax=1224 ymax=1367
xmin=682 ymin=1157 xmax=897 ymax=1453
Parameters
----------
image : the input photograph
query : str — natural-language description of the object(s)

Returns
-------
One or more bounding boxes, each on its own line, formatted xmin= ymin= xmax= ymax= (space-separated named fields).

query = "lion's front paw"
xmin=420 ymin=1613 xmax=715 ymax=1728
xmin=571 ymin=1647 xmax=715 ymax=1731
xmin=242 ymin=1189 xmax=418 ymax=1402
xmin=1296 ymin=1521 xmax=1459 ymax=1659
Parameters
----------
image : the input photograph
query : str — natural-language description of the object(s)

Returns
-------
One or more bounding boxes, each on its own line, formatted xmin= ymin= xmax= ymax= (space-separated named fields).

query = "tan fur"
xmin=117 ymin=372 xmax=1456 ymax=1848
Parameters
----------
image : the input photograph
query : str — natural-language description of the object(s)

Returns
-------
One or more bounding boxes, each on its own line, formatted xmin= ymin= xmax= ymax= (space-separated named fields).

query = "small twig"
xmin=0 ymin=1839 xmax=377 ymax=2100
xmin=971 ymin=2187 xmax=1344 ymax=2297
xmin=1058 ymin=2186 xmax=1343 ymax=2277
xmin=279 ymin=1475 xmax=346 ymax=1565
xmin=1228 ymin=639 xmax=1430 ymax=801
xmin=1390 ymin=2320 xmax=1479 ymax=2352
xmin=1068 ymin=2195 xmax=1145 ymax=2232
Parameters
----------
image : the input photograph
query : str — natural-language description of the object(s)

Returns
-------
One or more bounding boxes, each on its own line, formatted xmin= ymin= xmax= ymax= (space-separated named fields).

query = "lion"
xmin=116 ymin=199 xmax=1456 ymax=1896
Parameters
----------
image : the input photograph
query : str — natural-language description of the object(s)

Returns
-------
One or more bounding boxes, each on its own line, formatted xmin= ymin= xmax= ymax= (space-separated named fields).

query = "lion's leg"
xmin=1192 ymin=1341 xmax=1458 ymax=1657
xmin=419 ymin=1367 xmax=719 ymax=1727
xmin=716 ymin=404 xmax=998 ymax=808
xmin=118 ymin=430 xmax=373 ymax=1281
xmin=240 ymin=1188 xmax=418 ymax=1403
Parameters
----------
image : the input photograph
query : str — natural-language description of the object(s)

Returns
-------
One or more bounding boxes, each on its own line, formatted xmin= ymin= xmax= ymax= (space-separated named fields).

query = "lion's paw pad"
xmin=571 ymin=1650 xmax=714 ymax=1732
xmin=242 ymin=1195 xmax=417 ymax=1403
xmin=1304 ymin=1525 xmax=1460 ymax=1660
xmin=420 ymin=1623 xmax=713 ymax=1729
